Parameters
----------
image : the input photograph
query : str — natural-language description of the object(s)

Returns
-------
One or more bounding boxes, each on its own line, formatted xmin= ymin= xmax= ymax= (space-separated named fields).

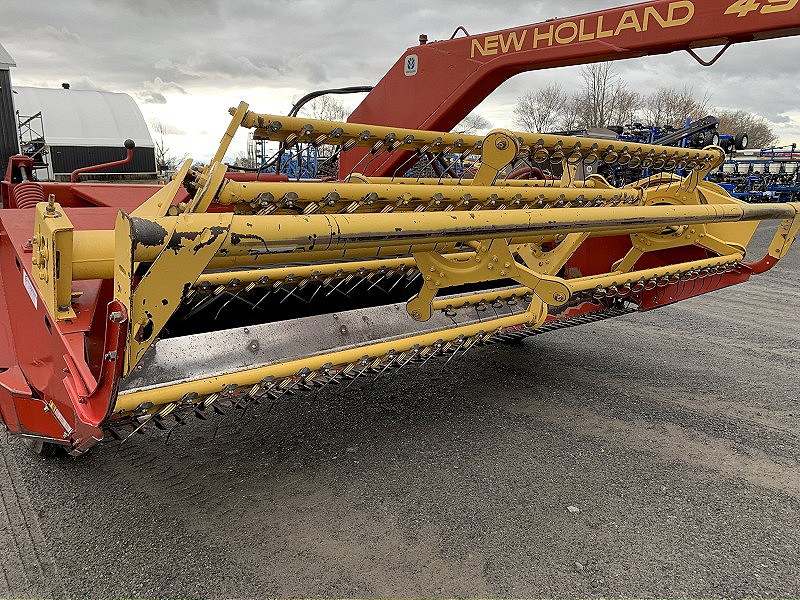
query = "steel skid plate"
xmin=117 ymin=291 xmax=529 ymax=398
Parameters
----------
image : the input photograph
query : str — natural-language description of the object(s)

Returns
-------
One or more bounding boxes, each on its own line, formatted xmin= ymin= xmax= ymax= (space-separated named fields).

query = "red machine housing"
xmin=341 ymin=0 xmax=800 ymax=177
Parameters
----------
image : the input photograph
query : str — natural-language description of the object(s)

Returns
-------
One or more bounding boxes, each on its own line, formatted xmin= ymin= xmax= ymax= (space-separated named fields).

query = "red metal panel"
xmin=637 ymin=268 xmax=752 ymax=309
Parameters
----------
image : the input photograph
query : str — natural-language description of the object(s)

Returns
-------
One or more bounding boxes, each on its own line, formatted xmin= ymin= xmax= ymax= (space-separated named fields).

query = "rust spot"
xmin=130 ymin=218 xmax=169 ymax=247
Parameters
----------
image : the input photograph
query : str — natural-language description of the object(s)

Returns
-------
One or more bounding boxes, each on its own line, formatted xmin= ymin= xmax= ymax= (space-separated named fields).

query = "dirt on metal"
xmin=1 ymin=225 xmax=798 ymax=598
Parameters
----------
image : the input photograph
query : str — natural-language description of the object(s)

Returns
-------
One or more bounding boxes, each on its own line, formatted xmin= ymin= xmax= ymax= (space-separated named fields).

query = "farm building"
xmin=12 ymin=85 xmax=156 ymax=180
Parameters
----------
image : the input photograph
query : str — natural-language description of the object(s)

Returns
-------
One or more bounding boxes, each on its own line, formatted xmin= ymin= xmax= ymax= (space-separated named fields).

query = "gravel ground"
xmin=1 ymin=225 xmax=798 ymax=599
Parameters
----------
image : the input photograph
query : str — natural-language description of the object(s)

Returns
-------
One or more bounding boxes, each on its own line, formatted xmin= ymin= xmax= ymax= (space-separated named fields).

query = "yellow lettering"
xmin=470 ymin=0 xmax=694 ymax=57
xmin=615 ymin=10 xmax=643 ymax=35
xmin=555 ymin=21 xmax=579 ymax=44
xmin=667 ymin=0 xmax=695 ymax=26
xmin=596 ymin=15 xmax=614 ymax=38
xmin=484 ymin=35 xmax=499 ymax=55
xmin=499 ymin=30 xmax=527 ymax=53
xmin=643 ymin=6 xmax=669 ymax=29
xmin=532 ymin=25 xmax=554 ymax=48
xmin=578 ymin=18 xmax=596 ymax=41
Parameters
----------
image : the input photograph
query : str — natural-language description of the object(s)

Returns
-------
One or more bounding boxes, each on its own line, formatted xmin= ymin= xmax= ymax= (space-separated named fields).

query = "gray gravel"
xmin=1 ymin=224 xmax=798 ymax=599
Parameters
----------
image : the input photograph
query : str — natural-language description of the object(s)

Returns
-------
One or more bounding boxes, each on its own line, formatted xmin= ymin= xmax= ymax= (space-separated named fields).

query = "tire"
xmin=735 ymin=132 xmax=749 ymax=150
xmin=710 ymin=132 xmax=720 ymax=147
xmin=23 ymin=438 xmax=67 ymax=458
xmin=694 ymin=131 xmax=706 ymax=147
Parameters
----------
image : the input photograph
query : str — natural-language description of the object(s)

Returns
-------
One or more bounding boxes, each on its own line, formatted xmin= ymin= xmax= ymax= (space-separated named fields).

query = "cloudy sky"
xmin=2 ymin=0 xmax=798 ymax=162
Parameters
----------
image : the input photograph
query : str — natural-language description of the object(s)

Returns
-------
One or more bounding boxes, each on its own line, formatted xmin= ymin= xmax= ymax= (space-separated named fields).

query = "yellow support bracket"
xmin=114 ymin=211 xmax=235 ymax=375
xmin=472 ymin=130 xmax=519 ymax=186
xmin=514 ymin=233 xmax=589 ymax=276
xmin=132 ymin=159 xmax=193 ymax=218
xmin=407 ymin=238 xmax=570 ymax=322
xmin=31 ymin=197 xmax=76 ymax=320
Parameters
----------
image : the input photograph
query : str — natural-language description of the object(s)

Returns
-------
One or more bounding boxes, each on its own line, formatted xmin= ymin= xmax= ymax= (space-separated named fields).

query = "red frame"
xmin=340 ymin=0 xmax=800 ymax=177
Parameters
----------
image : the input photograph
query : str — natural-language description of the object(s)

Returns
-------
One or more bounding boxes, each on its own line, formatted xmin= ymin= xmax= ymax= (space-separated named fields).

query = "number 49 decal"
xmin=725 ymin=0 xmax=798 ymax=17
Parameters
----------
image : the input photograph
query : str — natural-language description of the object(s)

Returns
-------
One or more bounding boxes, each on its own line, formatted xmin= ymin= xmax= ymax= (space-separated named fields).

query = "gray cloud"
xmin=1 ymin=0 xmax=797 ymax=149
xmin=140 ymin=91 xmax=167 ymax=104
xmin=35 ymin=25 xmax=80 ymax=43
xmin=137 ymin=76 xmax=188 ymax=103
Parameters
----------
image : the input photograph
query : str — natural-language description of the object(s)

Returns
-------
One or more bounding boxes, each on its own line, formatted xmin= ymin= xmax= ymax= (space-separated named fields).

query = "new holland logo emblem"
xmin=404 ymin=54 xmax=418 ymax=76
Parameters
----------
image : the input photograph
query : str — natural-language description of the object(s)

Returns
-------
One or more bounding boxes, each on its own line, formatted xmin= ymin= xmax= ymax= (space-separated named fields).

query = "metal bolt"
xmin=248 ymin=340 xmax=260 ymax=353
xmin=554 ymin=293 xmax=566 ymax=302
xmin=339 ymin=325 xmax=348 ymax=335
xmin=495 ymin=138 xmax=509 ymax=150
xmin=109 ymin=311 xmax=123 ymax=322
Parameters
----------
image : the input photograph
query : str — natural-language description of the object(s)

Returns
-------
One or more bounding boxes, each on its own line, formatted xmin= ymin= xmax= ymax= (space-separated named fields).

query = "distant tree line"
xmin=513 ymin=63 xmax=778 ymax=148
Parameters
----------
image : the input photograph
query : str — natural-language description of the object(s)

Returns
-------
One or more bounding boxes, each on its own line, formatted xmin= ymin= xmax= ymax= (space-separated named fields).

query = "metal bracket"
xmin=514 ymin=232 xmax=589 ymax=276
xmin=184 ymin=161 xmax=229 ymax=214
xmin=132 ymin=159 xmax=193 ymax=218
xmin=686 ymin=42 xmax=733 ymax=67
xmin=407 ymin=238 xmax=570 ymax=322
xmin=472 ymin=130 xmax=519 ymax=186
xmin=31 ymin=198 xmax=76 ymax=320
xmin=613 ymin=222 xmax=743 ymax=273
xmin=115 ymin=212 xmax=234 ymax=375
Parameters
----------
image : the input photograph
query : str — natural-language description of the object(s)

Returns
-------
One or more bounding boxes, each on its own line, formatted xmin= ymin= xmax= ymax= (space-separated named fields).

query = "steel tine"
xmin=164 ymin=415 xmax=187 ymax=444
xmin=280 ymin=285 xmax=311 ymax=305
xmin=271 ymin=377 xmax=300 ymax=401
xmin=371 ymin=351 xmax=402 ymax=385
xmin=307 ymin=281 xmax=326 ymax=304
xmin=344 ymin=357 xmax=372 ymax=389
xmin=366 ymin=273 xmax=387 ymax=292
xmin=250 ymin=287 xmax=275 ymax=312
xmin=325 ymin=275 xmax=352 ymax=298
xmin=384 ymin=348 xmax=418 ymax=383
xmin=336 ymin=362 xmax=357 ymax=380
xmin=215 ymin=290 xmax=247 ymax=320
xmin=312 ymin=363 xmax=339 ymax=395
xmin=396 ymin=345 xmax=421 ymax=370
xmin=116 ymin=416 xmax=153 ymax=450
xmin=443 ymin=336 xmax=468 ymax=366
xmin=419 ymin=341 xmax=444 ymax=367
xmin=347 ymin=275 xmax=367 ymax=295
xmin=182 ymin=290 xmax=225 ymax=320
xmin=405 ymin=271 xmax=423 ymax=289
xmin=387 ymin=271 xmax=409 ymax=293
xmin=454 ymin=334 xmax=482 ymax=363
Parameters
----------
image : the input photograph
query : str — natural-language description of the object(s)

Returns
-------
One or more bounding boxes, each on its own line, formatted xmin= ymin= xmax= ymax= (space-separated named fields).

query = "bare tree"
xmin=715 ymin=110 xmax=778 ymax=149
xmin=513 ymin=84 xmax=569 ymax=132
xmin=452 ymin=112 xmax=491 ymax=134
xmin=297 ymin=96 xmax=350 ymax=122
xmin=641 ymin=87 xmax=709 ymax=128
xmin=150 ymin=119 xmax=186 ymax=172
xmin=233 ymin=150 xmax=256 ymax=169
xmin=572 ymin=63 xmax=641 ymax=129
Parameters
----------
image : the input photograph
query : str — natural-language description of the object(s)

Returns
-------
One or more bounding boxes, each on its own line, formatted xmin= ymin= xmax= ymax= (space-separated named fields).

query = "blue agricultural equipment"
xmin=708 ymin=145 xmax=800 ymax=203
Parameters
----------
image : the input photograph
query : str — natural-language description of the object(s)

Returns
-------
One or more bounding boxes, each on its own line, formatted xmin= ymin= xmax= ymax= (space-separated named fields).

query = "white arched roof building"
xmin=13 ymin=86 xmax=156 ymax=180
